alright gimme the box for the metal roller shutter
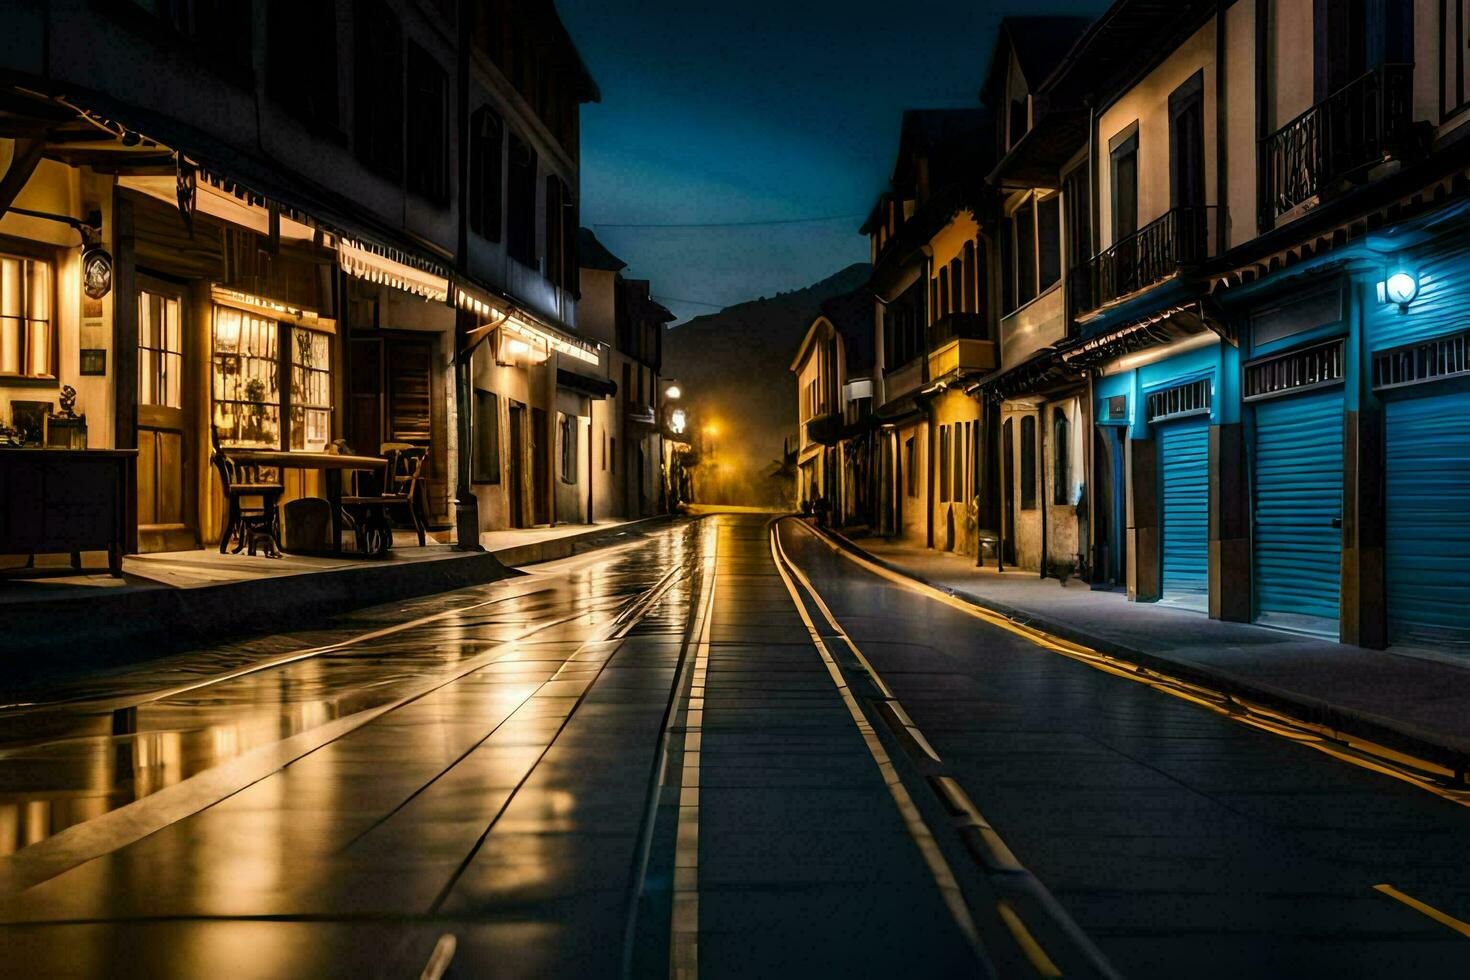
[1159,418,1209,606]
[1385,391,1470,650]
[1253,390,1343,636]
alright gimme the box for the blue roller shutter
[1385,391,1470,649]
[1159,418,1209,606]
[1253,390,1343,635]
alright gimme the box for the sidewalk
[479,516,670,566]
[821,527,1470,770]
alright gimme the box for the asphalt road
[0,512,1467,978]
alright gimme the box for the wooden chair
[210,425,284,557]
[341,446,427,556]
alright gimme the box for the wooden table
[223,449,386,555]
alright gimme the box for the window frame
[0,244,58,382]
[558,412,578,484]
[1109,124,1140,245]
[1019,414,1037,510]
[469,105,504,241]
[406,40,450,205]
[472,387,501,484]
[211,303,335,452]
[1052,407,1071,506]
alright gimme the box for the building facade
[852,0,1470,653]
[0,1,610,563]
[789,287,873,523]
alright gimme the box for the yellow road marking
[670,520,719,980]
[997,901,1063,978]
[1374,884,1470,939]
[769,522,986,962]
[794,522,1470,810]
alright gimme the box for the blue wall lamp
[1378,268,1423,311]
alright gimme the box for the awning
[967,346,1082,402]
[557,368,616,399]
[1060,303,1210,369]
[338,239,449,303]
[455,285,599,365]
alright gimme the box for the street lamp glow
[1385,271,1419,306]
[665,384,682,400]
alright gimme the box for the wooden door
[508,401,526,528]
[136,285,197,552]
[532,406,550,525]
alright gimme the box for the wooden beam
[0,138,44,216]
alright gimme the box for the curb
[809,522,1470,781]
[488,515,678,567]
[4,550,513,674]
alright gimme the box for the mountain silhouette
[664,262,872,506]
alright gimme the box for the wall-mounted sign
[82,244,113,299]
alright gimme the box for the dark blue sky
[558,0,1107,322]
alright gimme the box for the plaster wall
[1096,20,1218,251]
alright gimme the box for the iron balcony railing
[1084,205,1221,312]
[926,311,990,349]
[1259,63,1414,225]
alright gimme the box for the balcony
[1259,63,1414,225]
[1082,205,1221,313]
[926,312,989,348]
[804,412,843,447]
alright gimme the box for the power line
[593,211,865,230]
[653,294,728,310]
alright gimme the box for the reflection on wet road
[0,526,696,856]
[2,513,1468,977]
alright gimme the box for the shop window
[137,291,181,408]
[1053,408,1070,505]
[559,414,578,484]
[407,42,449,205]
[473,388,500,483]
[0,253,53,379]
[290,328,332,451]
[1020,415,1037,510]
[469,106,504,241]
[353,1,403,180]
[213,307,334,451]
[506,130,539,269]
[213,308,281,448]
[267,0,338,128]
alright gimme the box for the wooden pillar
[1210,422,1251,621]
[112,193,139,554]
[1126,435,1159,601]
[1342,406,1387,647]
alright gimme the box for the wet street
[1,513,1469,978]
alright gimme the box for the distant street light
[665,384,682,400]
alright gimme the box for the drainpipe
[452,5,481,549]
[1215,0,1229,255]
[1039,404,1049,579]
[1085,372,1097,581]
